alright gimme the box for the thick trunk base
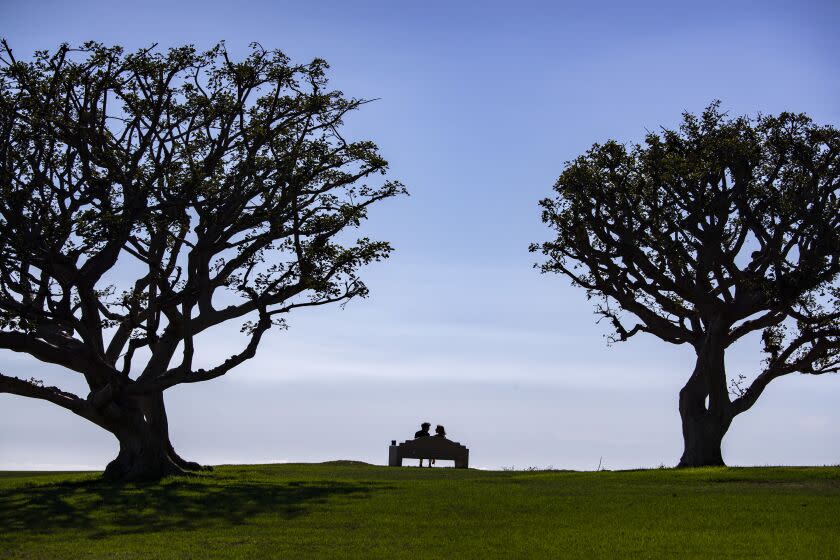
[677,421,726,468]
[102,392,210,482]
[103,433,185,482]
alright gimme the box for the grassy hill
[2,463,839,559]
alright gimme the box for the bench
[388,437,469,468]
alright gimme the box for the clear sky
[1,0,839,470]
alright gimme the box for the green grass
[1,463,839,559]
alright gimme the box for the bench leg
[388,446,402,467]
[455,451,469,468]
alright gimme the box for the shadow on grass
[0,477,381,538]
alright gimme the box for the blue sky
[1,0,839,470]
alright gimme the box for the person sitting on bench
[429,424,447,466]
[414,422,431,466]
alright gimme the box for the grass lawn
[1,462,839,559]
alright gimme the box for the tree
[532,103,839,467]
[0,41,405,481]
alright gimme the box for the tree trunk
[102,392,208,482]
[677,376,728,467]
[103,418,182,482]
[677,329,733,468]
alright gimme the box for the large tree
[533,104,839,467]
[0,41,405,481]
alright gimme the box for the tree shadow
[0,476,383,538]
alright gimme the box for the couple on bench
[388,422,468,468]
[413,422,447,467]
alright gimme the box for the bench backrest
[397,437,468,460]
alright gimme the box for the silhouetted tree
[0,41,405,481]
[533,103,839,467]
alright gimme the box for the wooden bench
[388,437,469,468]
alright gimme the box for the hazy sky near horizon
[1,0,839,470]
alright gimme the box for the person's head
[421,422,431,431]
[435,424,446,436]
